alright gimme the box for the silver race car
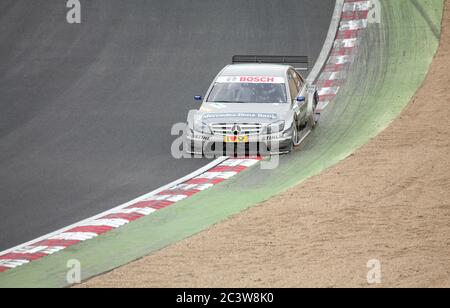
[187,55,319,155]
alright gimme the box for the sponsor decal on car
[224,135,249,143]
[202,113,278,120]
[193,135,211,141]
[216,76,285,84]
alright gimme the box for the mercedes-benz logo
[231,124,242,135]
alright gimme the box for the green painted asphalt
[0,0,444,288]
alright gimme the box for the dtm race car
[187,55,319,155]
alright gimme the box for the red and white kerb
[0,158,261,274]
[315,0,370,112]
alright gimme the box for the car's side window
[293,71,304,89]
[288,71,299,101]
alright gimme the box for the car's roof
[219,63,291,78]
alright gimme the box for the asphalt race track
[0,0,334,250]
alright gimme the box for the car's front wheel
[292,118,302,147]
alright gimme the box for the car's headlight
[264,120,285,134]
[193,121,212,134]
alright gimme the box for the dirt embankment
[80,1,450,288]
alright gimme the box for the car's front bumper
[186,130,293,155]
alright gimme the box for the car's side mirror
[296,96,306,102]
[194,95,203,101]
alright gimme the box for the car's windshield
[207,78,287,104]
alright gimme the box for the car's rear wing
[232,55,308,71]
